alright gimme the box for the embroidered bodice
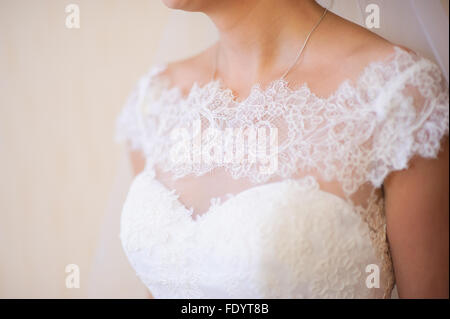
[115,46,449,298]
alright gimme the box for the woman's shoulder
[326,20,444,100]
[320,12,425,85]
[153,45,217,95]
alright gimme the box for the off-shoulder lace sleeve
[368,53,449,188]
[115,64,166,152]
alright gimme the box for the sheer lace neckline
[117,43,447,197]
[151,46,410,105]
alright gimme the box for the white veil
[88,0,449,298]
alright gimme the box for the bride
[116,0,449,298]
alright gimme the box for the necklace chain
[210,5,329,82]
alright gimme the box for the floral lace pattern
[120,171,391,298]
[116,46,449,298]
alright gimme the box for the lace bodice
[116,46,449,298]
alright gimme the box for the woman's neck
[204,0,327,84]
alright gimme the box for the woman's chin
[160,0,206,11]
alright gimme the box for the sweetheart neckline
[138,168,361,224]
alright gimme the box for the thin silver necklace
[210,5,329,82]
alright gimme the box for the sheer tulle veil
[87,0,449,297]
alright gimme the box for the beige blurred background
[0,0,172,298]
[0,0,448,299]
[0,0,219,299]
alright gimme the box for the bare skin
[129,0,449,298]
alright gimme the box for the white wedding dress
[115,46,449,299]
